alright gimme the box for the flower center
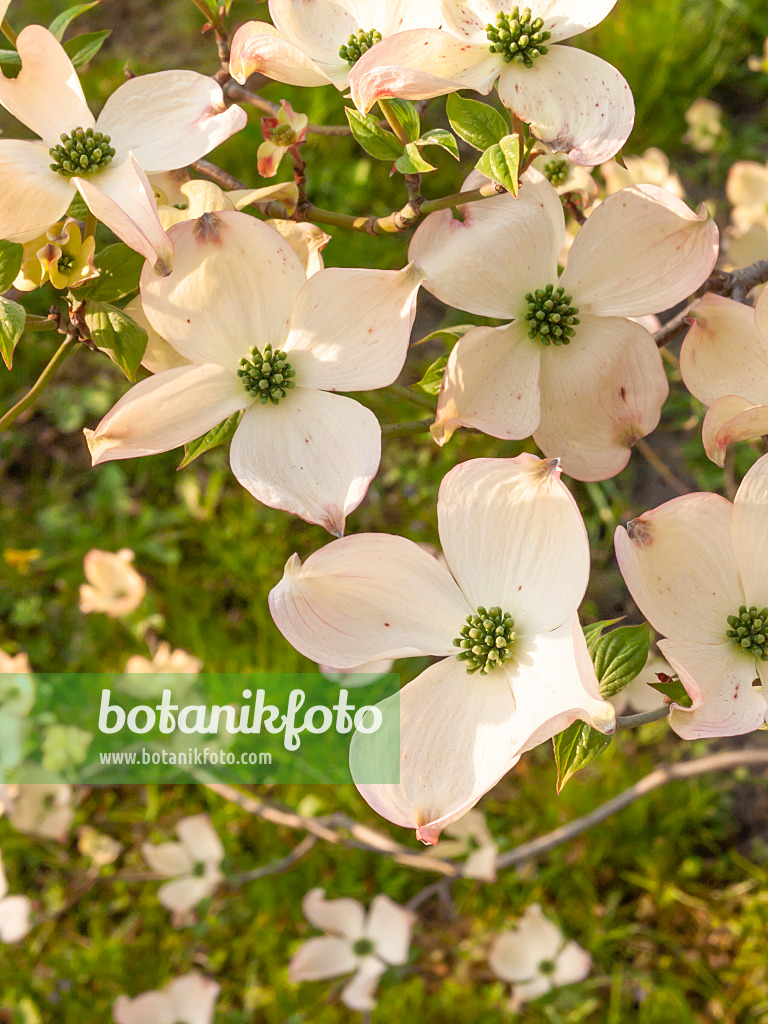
[485,7,551,67]
[237,344,297,406]
[524,285,580,346]
[49,127,116,177]
[57,253,75,273]
[339,28,383,65]
[543,158,569,186]
[726,604,768,660]
[352,937,375,956]
[539,958,557,975]
[454,606,516,675]
[270,123,298,146]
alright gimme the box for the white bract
[7,783,74,841]
[488,904,591,1007]
[85,211,425,535]
[230,0,443,91]
[289,888,414,1012]
[409,169,718,481]
[141,814,225,918]
[615,453,768,739]
[0,852,31,944]
[349,0,634,164]
[270,454,615,841]
[0,26,245,272]
[78,548,146,618]
[113,973,220,1024]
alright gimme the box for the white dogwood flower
[270,455,615,841]
[142,814,225,918]
[230,0,443,91]
[85,211,425,535]
[615,453,768,739]
[289,888,414,1012]
[113,973,220,1024]
[78,548,146,618]
[489,904,591,1007]
[0,852,31,944]
[0,26,246,271]
[349,0,634,164]
[409,169,718,481]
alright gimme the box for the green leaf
[0,240,24,294]
[592,623,651,699]
[583,617,623,656]
[344,108,403,162]
[413,356,448,397]
[63,29,110,68]
[394,143,436,175]
[178,412,243,469]
[649,674,693,708]
[84,301,147,382]
[0,298,26,370]
[475,134,520,196]
[85,244,145,302]
[416,128,460,160]
[385,99,420,143]
[553,721,613,793]
[446,93,510,151]
[0,51,21,69]
[49,2,100,41]
[414,324,474,346]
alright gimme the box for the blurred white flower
[41,723,92,773]
[78,548,146,618]
[113,972,220,1024]
[289,888,414,1012]
[7,783,74,841]
[119,642,203,700]
[78,826,123,867]
[489,904,591,1008]
[0,851,31,944]
[530,153,597,203]
[0,649,35,772]
[726,160,768,232]
[601,147,684,199]
[748,37,768,74]
[683,98,724,154]
[431,808,498,881]
[142,814,224,920]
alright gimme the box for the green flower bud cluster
[57,253,75,273]
[270,123,298,146]
[339,28,383,66]
[486,7,551,67]
[49,127,115,176]
[525,285,580,345]
[726,605,768,660]
[543,158,569,186]
[454,606,516,675]
[238,344,297,406]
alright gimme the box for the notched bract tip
[626,517,653,546]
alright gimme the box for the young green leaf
[84,244,145,303]
[583,617,623,656]
[416,128,460,160]
[413,355,448,397]
[592,623,651,699]
[553,721,613,794]
[0,51,21,69]
[384,99,421,143]
[414,324,474,346]
[345,108,404,161]
[49,2,101,41]
[394,143,436,175]
[178,412,243,469]
[475,134,520,196]
[64,29,111,68]
[0,240,24,294]
[649,674,693,708]
[446,93,510,151]
[84,301,147,382]
[0,298,26,370]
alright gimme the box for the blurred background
[1,0,768,1020]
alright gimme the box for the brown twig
[634,438,690,495]
[225,82,355,136]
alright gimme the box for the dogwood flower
[289,888,414,1012]
[409,169,717,481]
[349,0,634,164]
[258,100,308,177]
[113,973,220,1024]
[229,0,443,91]
[155,178,300,230]
[124,643,203,677]
[680,293,768,467]
[683,98,724,154]
[530,153,597,202]
[726,160,768,231]
[13,217,98,291]
[270,455,615,841]
[430,808,498,880]
[85,211,425,534]
[615,454,768,739]
[78,548,146,618]
[0,652,33,772]
[749,37,768,74]
[601,147,685,199]
[488,905,591,1007]
[0,26,246,271]
[7,783,74,841]
[142,814,224,918]
[0,852,31,944]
